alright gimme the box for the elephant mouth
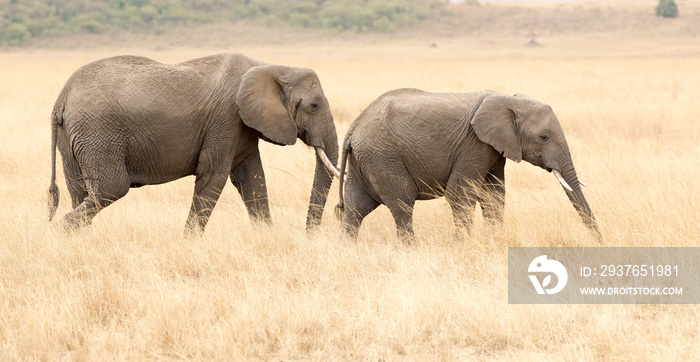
[297,128,309,144]
[545,167,589,191]
[545,167,571,190]
[298,128,324,148]
[259,134,288,146]
[550,169,573,192]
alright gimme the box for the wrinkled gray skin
[336,88,600,243]
[48,53,339,233]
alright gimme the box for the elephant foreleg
[479,157,506,224]
[230,149,271,224]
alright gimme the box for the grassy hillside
[4,0,700,48]
[0,0,446,46]
[423,0,700,38]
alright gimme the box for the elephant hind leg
[60,162,130,229]
[340,172,380,242]
[379,180,418,244]
[185,133,235,235]
[66,172,88,209]
[445,173,481,238]
[58,142,88,209]
[358,161,418,244]
[230,149,271,224]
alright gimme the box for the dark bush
[655,0,678,18]
[2,23,31,45]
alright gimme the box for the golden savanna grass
[1,20,700,361]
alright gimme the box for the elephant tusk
[315,147,342,179]
[579,179,588,187]
[552,170,573,192]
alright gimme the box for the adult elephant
[48,53,342,233]
[336,88,600,242]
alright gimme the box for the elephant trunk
[559,160,601,239]
[306,123,339,231]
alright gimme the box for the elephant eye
[539,134,550,143]
[310,102,319,112]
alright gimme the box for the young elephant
[48,53,342,233]
[336,88,600,242]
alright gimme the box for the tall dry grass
[0,35,699,359]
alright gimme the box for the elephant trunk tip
[48,184,59,221]
[594,230,603,243]
[587,219,602,242]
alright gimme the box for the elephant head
[236,65,339,230]
[471,93,601,238]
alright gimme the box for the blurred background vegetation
[0,0,449,46]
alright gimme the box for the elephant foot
[182,224,205,238]
[52,216,90,235]
[396,228,416,246]
[400,234,416,246]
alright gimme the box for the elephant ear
[236,65,297,145]
[471,94,527,163]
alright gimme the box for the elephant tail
[334,141,351,221]
[48,105,63,221]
